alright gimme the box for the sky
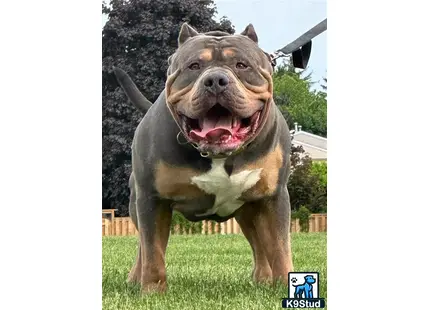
[213,0,327,88]
[102,0,327,88]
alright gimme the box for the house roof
[292,124,327,160]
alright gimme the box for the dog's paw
[141,281,167,294]
[253,266,273,284]
[291,277,297,283]
[127,268,142,284]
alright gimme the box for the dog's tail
[112,66,153,113]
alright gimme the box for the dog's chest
[190,159,262,217]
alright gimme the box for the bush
[292,206,311,232]
[171,211,203,234]
[311,161,327,187]
[288,146,327,214]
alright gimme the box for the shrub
[292,206,311,232]
[171,211,203,234]
[288,146,327,214]
[311,161,327,187]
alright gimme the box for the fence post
[233,219,240,234]
[202,221,207,235]
[220,222,226,235]
[105,219,110,236]
[314,215,320,232]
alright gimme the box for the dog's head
[165,23,274,157]
[304,275,316,284]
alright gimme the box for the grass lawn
[103,233,327,310]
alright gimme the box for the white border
[1,1,430,310]
[0,1,101,309]
[329,1,430,309]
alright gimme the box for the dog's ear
[240,24,258,44]
[178,23,199,46]
[167,54,175,66]
[263,52,276,72]
[166,53,176,75]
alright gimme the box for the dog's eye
[236,62,248,69]
[189,63,200,70]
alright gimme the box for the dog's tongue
[190,114,234,142]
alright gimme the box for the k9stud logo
[282,272,325,308]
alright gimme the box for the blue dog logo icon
[292,274,316,299]
[283,272,325,308]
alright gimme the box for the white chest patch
[190,159,262,217]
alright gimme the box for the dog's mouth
[179,104,262,153]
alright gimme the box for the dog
[293,275,316,298]
[113,23,294,293]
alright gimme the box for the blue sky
[102,0,326,88]
[213,0,327,88]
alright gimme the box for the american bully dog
[113,23,294,293]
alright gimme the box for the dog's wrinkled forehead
[167,23,272,73]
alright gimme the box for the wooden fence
[102,214,327,236]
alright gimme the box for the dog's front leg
[266,187,294,284]
[235,205,273,283]
[136,188,172,293]
[239,187,293,285]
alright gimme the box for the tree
[102,0,235,215]
[321,76,327,91]
[273,58,315,86]
[273,58,327,137]
[273,59,327,213]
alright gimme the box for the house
[291,123,327,161]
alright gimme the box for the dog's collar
[175,130,248,159]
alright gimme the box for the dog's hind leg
[127,173,143,284]
[235,206,272,283]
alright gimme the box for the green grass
[103,233,327,310]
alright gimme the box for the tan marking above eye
[199,49,213,61]
[222,48,236,58]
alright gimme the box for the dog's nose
[203,72,229,94]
